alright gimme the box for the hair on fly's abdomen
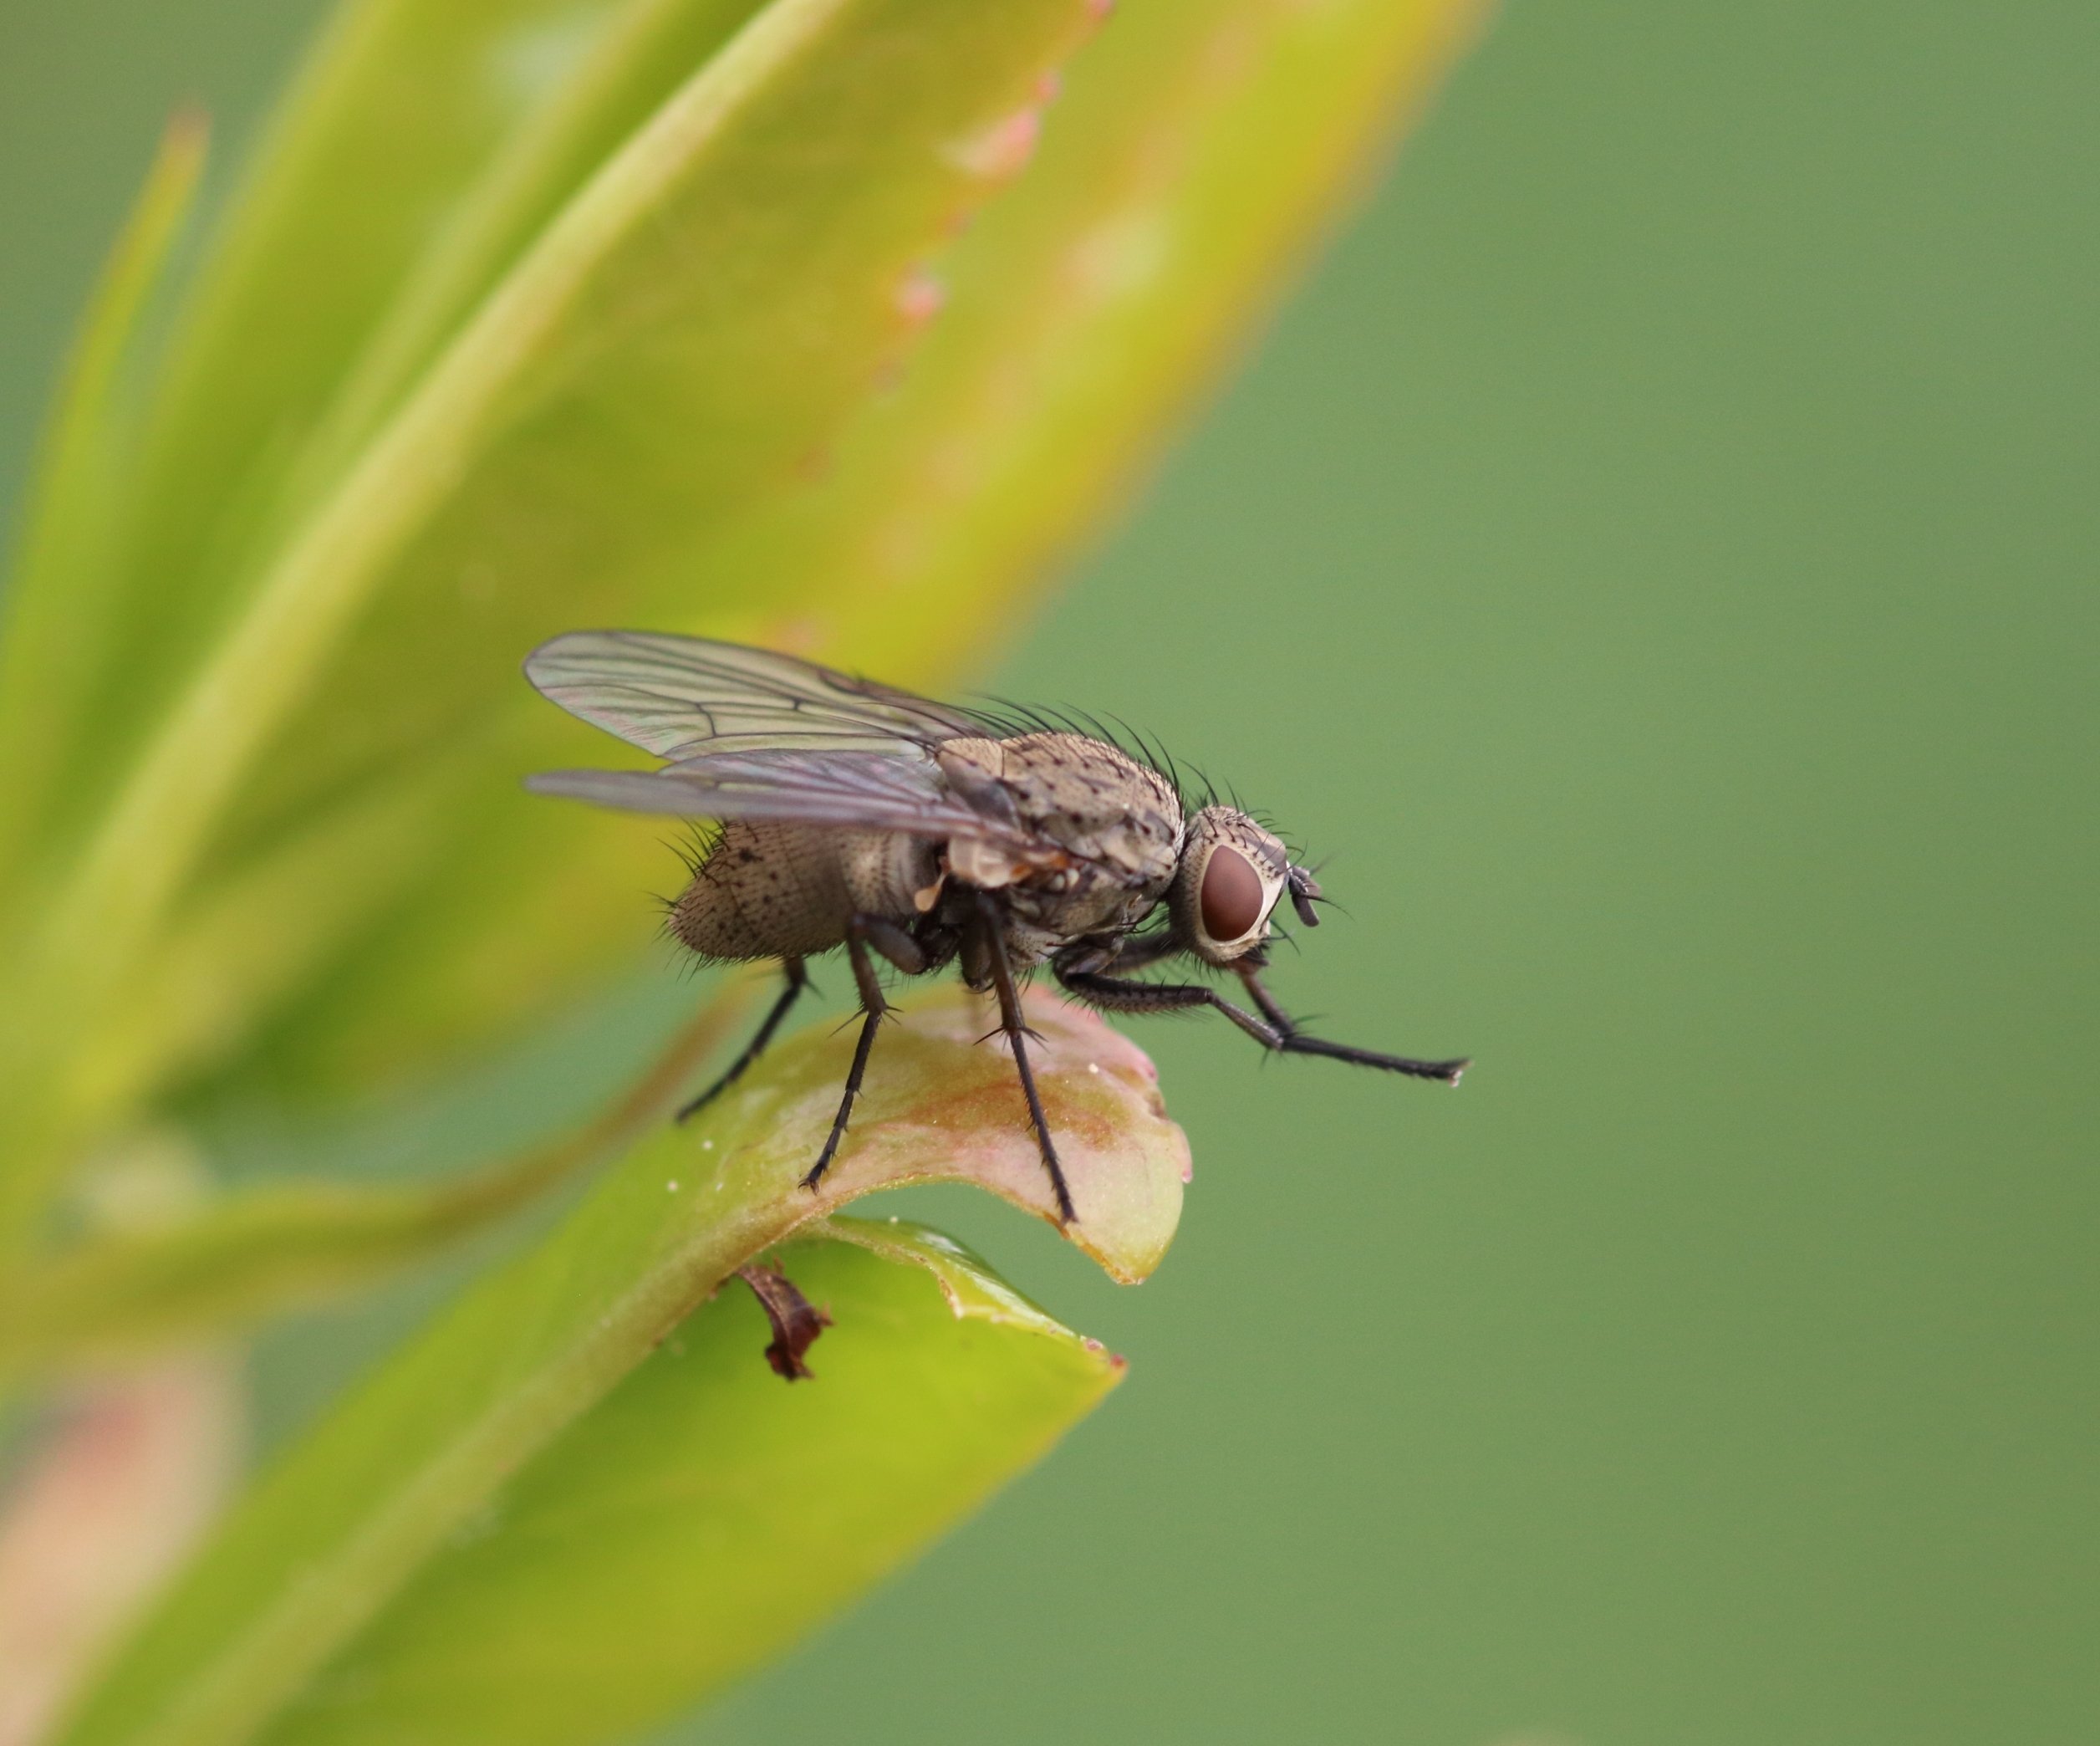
[652,822,720,969]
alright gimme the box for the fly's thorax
[934,731,1183,959]
[1170,806,1291,964]
[935,732,1182,887]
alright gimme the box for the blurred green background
[4,3,2096,1743]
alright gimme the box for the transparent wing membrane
[524,631,985,760]
[527,749,1008,840]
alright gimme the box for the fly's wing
[528,749,1049,850]
[523,630,986,761]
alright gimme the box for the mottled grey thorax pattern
[936,732,1183,964]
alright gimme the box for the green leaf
[785,0,1497,668]
[58,0,782,855]
[258,1222,1119,1746]
[0,980,762,1380]
[0,111,206,899]
[55,0,737,833]
[0,0,1104,1233]
[293,0,779,481]
[48,986,1182,1746]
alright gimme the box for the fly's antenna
[1287,858,1338,928]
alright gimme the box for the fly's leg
[845,914,927,1008]
[1055,962,1468,1085]
[1235,966,1470,1082]
[973,893,1078,1224]
[678,957,808,1122]
[802,918,922,1192]
[1054,927,1179,979]
[803,1004,882,1192]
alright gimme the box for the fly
[525,631,1467,1224]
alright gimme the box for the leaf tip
[731,988,1186,1287]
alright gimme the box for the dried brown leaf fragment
[737,1260,834,1381]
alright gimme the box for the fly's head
[1169,806,1320,967]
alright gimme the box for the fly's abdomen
[670,822,855,960]
[669,824,939,960]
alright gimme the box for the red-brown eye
[1199,845,1264,942]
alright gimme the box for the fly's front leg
[1057,961,1468,1085]
[679,957,808,1122]
[1237,962,1297,1036]
[972,893,1077,1224]
[1053,962,1223,1021]
[1235,967,1468,1082]
[1057,927,1179,979]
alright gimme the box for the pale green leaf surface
[0,113,206,899]
[256,1222,1119,1746]
[64,0,652,826]
[14,0,771,865]
[302,0,772,482]
[796,0,1496,670]
[0,978,763,1380]
[52,987,1183,1746]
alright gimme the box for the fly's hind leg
[843,914,926,1010]
[801,916,927,1193]
[803,1003,881,1193]
[972,893,1078,1225]
[679,957,808,1122]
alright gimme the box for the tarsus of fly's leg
[678,957,808,1122]
[972,892,1077,1223]
[800,916,928,1194]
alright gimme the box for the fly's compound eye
[1200,845,1266,945]
[1176,805,1289,963]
